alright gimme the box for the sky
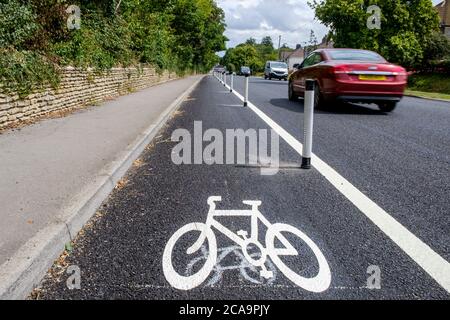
[217,0,330,50]
[217,0,444,51]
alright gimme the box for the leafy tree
[421,31,450,73]
[423,32,450,62]
[261,36,274,48]
[0,0,227,96]
[0,0,39,48]
[168,0,227,71]
[222,44,262,72]
[245,38,257,46]
[309,0,440,67]
[308,30,318,49]
[221,36,281,73]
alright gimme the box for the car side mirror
[293,63,300,69]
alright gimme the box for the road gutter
[404,94,450,103]
[0,75,204,300]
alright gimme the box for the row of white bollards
[212,71,315,169]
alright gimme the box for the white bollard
[230,73,234,93]
[223,72,227,87]
[301,79,315,169]
[244,75,249,107]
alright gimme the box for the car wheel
[269,76,272,80]
[378,102,397,112]
[313,83,323,109]
[264,75,267,79]
[288,81,298,101]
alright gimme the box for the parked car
[288,49,408,112]
[213,65,226,73]
[264,61,288,80]
[239,66,251,76]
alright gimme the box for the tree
[0,0,227,97]
[255,36,278,64]
[221,35,279,73]
[309,0,440,68]
[221,44,262,72]
[121,0,226,71]
[245,38,257,46]
[308,30,318,50]
[421,31,450,72]
[261,36,274,48]
[423,32,450,62]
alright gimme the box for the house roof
[283,47,304,61]
[280,51,292,60]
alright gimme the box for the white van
[264,61,288,81]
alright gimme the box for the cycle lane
[34,75,449,299]
[230,76,450,264]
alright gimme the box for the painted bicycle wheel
[162,223,217,290]
[266,223,331,293]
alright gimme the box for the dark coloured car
[239,66,251,76]
[288,49,408,112]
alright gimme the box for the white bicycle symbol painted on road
[163,196,331,292]
[186,244,278,287]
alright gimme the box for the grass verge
[405,90,450,101]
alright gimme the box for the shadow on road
[250,79,288,85]
[269,98,388,115]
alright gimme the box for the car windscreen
[327,50,385,62]
[241,67,250,71]
[270,62,287,69]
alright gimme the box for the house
[282,38,334,70]
[435,0,450,38]
[301,37,335,60]
[317,38,334,50]
[282,45,305,70]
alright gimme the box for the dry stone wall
[0,67,178,129]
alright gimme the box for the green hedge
[408,74,450,94]
[0,0,226,97]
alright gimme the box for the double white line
[217,75,450,293]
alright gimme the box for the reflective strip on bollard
[244,75,249,107]
[301,79,315,169]
[230,73,234,93]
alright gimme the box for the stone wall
[0,67,178,130]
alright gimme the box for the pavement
[34,75,450,300]
[0,75,203,298]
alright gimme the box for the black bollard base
[244,101,248,107]
[301,157,311,169]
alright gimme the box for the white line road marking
[223,78,450,293]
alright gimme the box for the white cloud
[218,0,444,50]
[217,0,328,49]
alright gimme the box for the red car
[288,49,408,112]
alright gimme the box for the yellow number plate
[359,75,386,81]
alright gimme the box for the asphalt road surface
[36,75,450,299]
